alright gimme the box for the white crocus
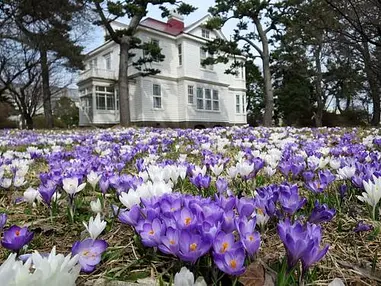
[337,166,356,180]
[13,175,27,188]
[83,213,107,240]
[174,267,207,286]
[23,187,40,205]
[210,164,224,176]
[62,177,86,196]
[119,190,141,209]
[87,171,101,190]
[263,166,276,177]
[357,176,381,220]
[0,247,80,286]
[0,178,12,189]
[90,198,102,214]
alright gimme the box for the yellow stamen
[230,259,237,269]
[189,243,197,251]
[184,217,191,226]
[220,242,229,253]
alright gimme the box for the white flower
[62,177,86,195]
[0,178,12,189]
[119,190,141,209]
[263,166,276,177]
[329,158,341,170]
[210,164,223,176]
[337,166,356,180]
[83,213,107,240]
[357,175,381,219]
[90,198,102,214]
[0,247,80,286]
[87,171,101,190]
[174,267,206,286]
[23,187,40,204]
[236,161,254,177]
[13,175,27,188]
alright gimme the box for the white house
[77,12,247,128]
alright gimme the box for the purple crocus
[139,218,166,247]
[213,231,241,255]
[0,213,7,230]
[213,248,246,276]
[277,219,329,273]
[354,221,373,233]
[1,225,34,252]
[216,177,228,194]
[278,185,306,215]
[308,201,336,224]
[236,217,261,256]
[178,230,211,263]
[190,174,211,189]
[72,238,108,273]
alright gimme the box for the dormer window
[202,29,210,39]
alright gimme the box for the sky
[84,0,240,52]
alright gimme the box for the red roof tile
[140,17,184,36]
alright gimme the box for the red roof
[140,17,184,36]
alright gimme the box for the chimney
[167,9,184,30]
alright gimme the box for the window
[89,58,97,69]
[104,53,111,70]
[188,85,194,104]
[143,39,161,62]
[153,84,161,108]
[96,86,115,110]
[197,87,203,109]
[200,48,213,70]
[202,29,210,39]
[236,94,241,113]
[241,66,244,79]
[205,89,212,110]
[213,90,219,111]
[242,94,245,113]
[178,44,182,66]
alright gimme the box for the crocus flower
[71,239,108,273]
[190,174,211,189]
[139,218,166,247]
[213,248,246,276]
[1,225,34,252]
[90,198,102,214]
[174,267,207,286]
[178,230,211,263]
[62,177,86,196]
[0,213,7,230]
[216,177,228,194]
[119,189,140,210]
[357,175,381,220]
[308,201,336,224]
[353,221,373,233]
[83,213,107,240]
[23,187,40,205]
[87,171,101,190]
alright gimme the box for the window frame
[196,87,204,110]
[178,44,182,66]
[236,94,241,114]
[104,53,111,70]
[213,90,219,111]
[202,29,210,39]
[153,84,162,109]
[188,85,194,104]
[95,86,115,111]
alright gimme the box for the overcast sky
[84,0,239,52]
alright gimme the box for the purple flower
[139,218,166,247]
[354,221,373,233]
[1,225,34,252]
[159,227,180,255]
[213,231,241,255]
[308,201,336,224]
[278,185,306,215]
[178,230,211,263]
[118,205,142,226]
[236,217,261,256]
[0,213,7,230]
[190,174,211,189]
[213,248,246,276]
[216,177,228,194]
[305,180,327,193]
[277,219,329,272]
[72,239,108,273]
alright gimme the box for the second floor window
[200,48,213,70]
[104,53,111,70]
[89,58,97,69]
[188,85,194,104]
[178,44,182,66]
[153,84,162,108]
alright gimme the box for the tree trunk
[314,43,323,127]
[362,40,380,126]
[24,113,33,129]
[40,49,53,128]
[118,41,131,127]
[255,18,273,127]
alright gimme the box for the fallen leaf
[239,262,274,286]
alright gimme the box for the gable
[184,15,227,41]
